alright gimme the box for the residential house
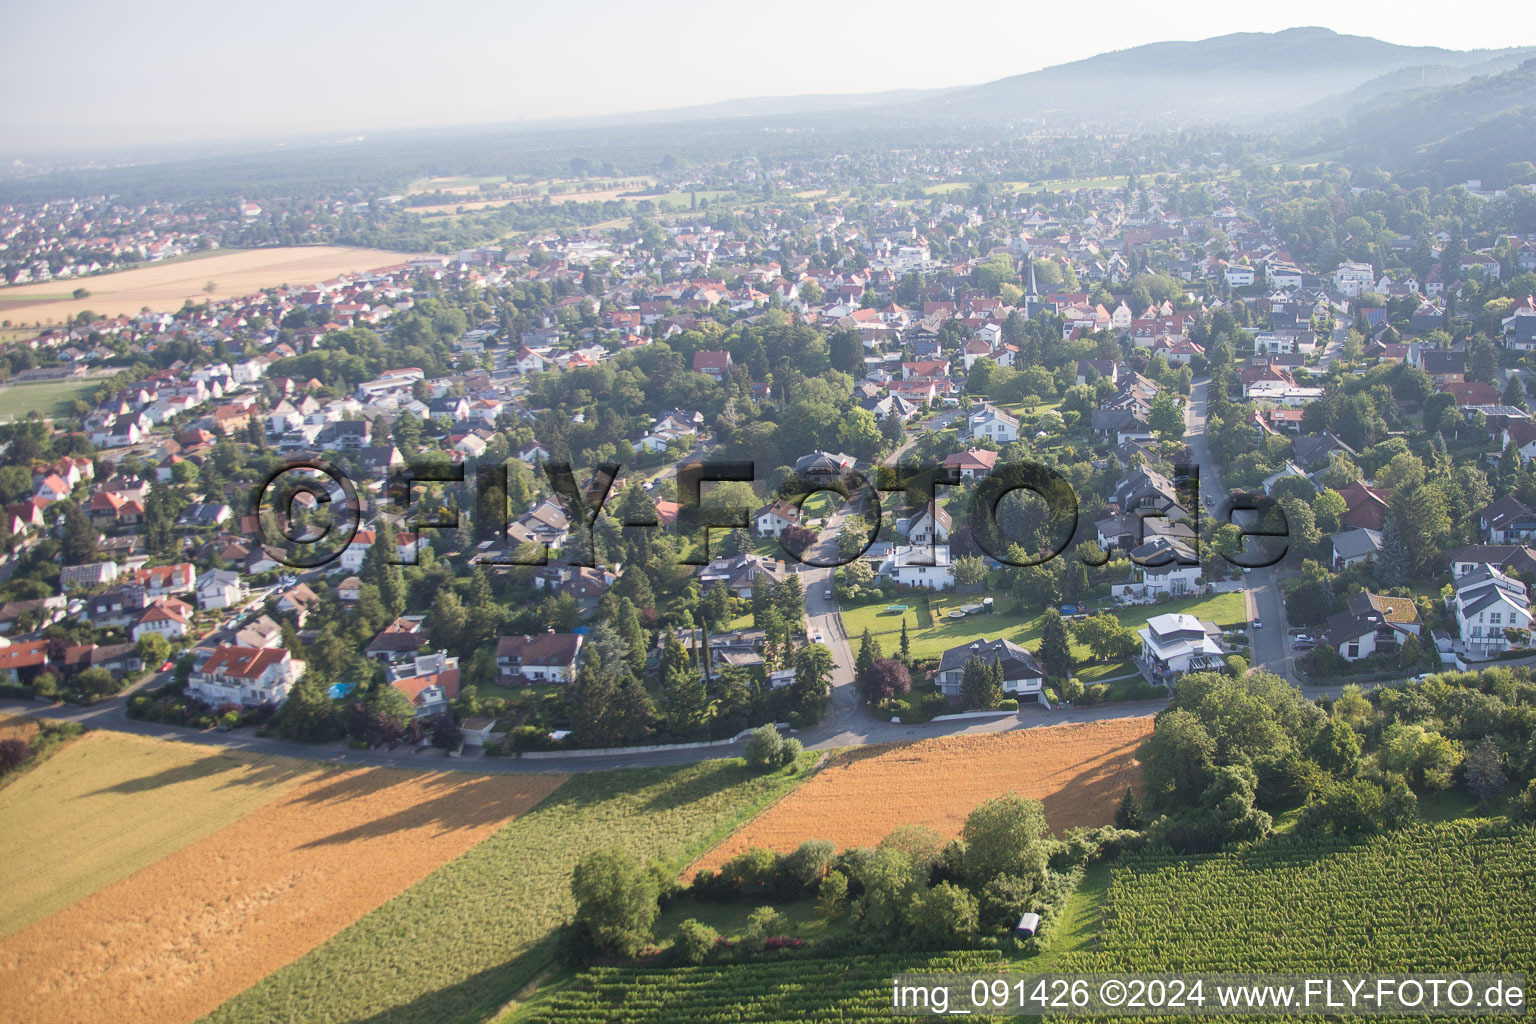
[188,645,304,707]
[935,638,1046,702]
[877,545,954,589]
[1325,592,1422,662]
[967,404,1020,443]
[1137,612,1226,683]
[1451,565,1534,656]
[495,631,585,684]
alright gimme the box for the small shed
[1015,912,1041,938]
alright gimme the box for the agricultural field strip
[689,719,1150,876]
[0,731,317,938]
[204,757,813,1024]
[0,763,565,1024]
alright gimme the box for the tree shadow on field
[340,936,561,1024]
[636,759,757,812]
[293,769,566,847]
[1037,739,1145,834]
[84,751,303,796]
[818,740,907,771]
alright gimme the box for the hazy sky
[3,0,1534,154]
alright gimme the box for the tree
[274,677,341,742]
[571,849,659,958]
[1148,390,1184,440]
[953,554,988,585]
[673,919,720,965]
[1071,612,1137,662]
[864,657,911,703]
[1039,609,1072,678]
[1308,717,1362,774]
[960,655,1004,709]
[908,881,980,948]
[854,628,882,687]
[899,619,911,664]
[744,724,785,770]
[59,503,98,565]
[1464,737,1507,801]
[816,870,849,921]
[1375,515,1411,586]
[1115,786,1144,829]
[134,632,171,669]
[961,794,1050,888]
[75,667,118,697]
[1139,708,1217,806]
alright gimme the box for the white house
[1112,537,1202,600]
[754,500,801,539]
[1137,612,1225,682]
[188,645,304,707]
[1451,564,1534,657]
[495,631,584,683]
[877,545,954,589]
[967,404,1020,443]
[1332,261,1376,297]
[196,568,245,611]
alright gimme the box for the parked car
[1253,620,1263,629]
[1293,638,1316,650]
[823,589,833,599]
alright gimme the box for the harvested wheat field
[0,246,419,323]
[689,717,1152,877]
[0,713,39,747]
[0,731,317,938]
[0,764,566,1024]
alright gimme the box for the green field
[206,754,815,1024]
[841,590,1244,665]
[0,377,98,421]
[519,822,1536,1023]
[1058,821,1536,981]
[516,951,1007,1023]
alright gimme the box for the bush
[1061,677,1085,701]
[672,918,719,965]
[998,698,1019,711]
[779,737,803,766]
[921,692,947,715]
[887,699,912,720]
[0,737,30,774]
[744,724,784,771]
[741,906,785,953]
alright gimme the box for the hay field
[0,764,565,1024]
[689,718,1152,876]
[0,246,417,323]
[0,731,318,938]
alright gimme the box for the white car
[824,589,833,599]
[812,632,825,644]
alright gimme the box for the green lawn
[843,589,1244,668]
[205,754,816,1024]
[0,378,97,422]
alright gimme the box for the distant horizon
[4,6,1534,158]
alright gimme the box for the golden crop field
[0,246,419,323]
[688,717,1152,876]
[0,731,317,938]
[0,764,566,1024]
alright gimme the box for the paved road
[1185,377,1292,681]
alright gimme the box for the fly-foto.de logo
[250,458,1291,572]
